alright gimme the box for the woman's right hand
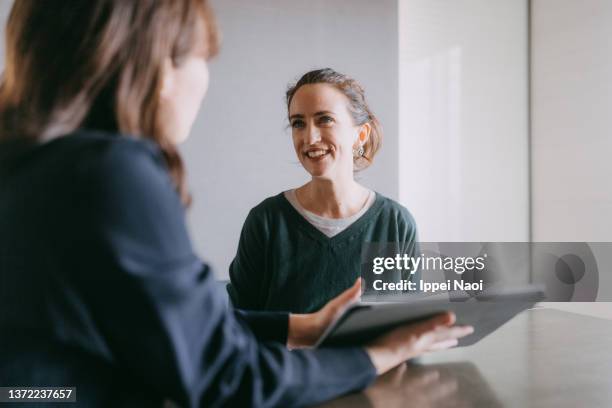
[364,312,473,375]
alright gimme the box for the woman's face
[158,55,210,144]
[289,83,365,180]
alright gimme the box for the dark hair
[286,68,382,171]
[0,0,219,205]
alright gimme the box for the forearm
[200,299,376,406]
[215,309,376,406]
[234,309,289,344]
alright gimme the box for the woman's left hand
[287,278,361,349]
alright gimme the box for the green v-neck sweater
[227,192,419,314]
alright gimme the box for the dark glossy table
[317,308,612,408]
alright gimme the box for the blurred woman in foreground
[0,0,472,406]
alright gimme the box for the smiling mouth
[304,149,330,159]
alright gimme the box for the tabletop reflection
[318,361,501,408]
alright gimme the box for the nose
[304,122,321,145]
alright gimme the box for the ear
[355,122,371,147]
[159,57,175,99]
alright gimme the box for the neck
[297,174,369,218]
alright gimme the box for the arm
[227,205,292,343]
[234,309,288,343]
[227,201,341,346]
[227,208,267,310]
[73,139,376,407]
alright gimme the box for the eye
[291,119,305,129]
[318,115,334,125]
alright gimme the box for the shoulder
[245,192,287,220]
[2,130,161,177]
[374,192,418,231]
[63,130,180,211]
[237,192,292,237]
[66,130,165,174]
[62,130,170,189]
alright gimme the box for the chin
[306,167,334,180]
[301,161,329,178]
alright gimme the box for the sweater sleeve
[233,309,289,344]
[75,139,376,407]
[227,207,268,310]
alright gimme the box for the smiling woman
[227,68,421,313]
[287,68,382,174]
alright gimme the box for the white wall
[531,0,612,242]
[398,0,530,243]
[182,0,400,278]
[531,0,612,300]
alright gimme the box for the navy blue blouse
[0,130,375,407]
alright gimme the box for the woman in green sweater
[227,68,419,313]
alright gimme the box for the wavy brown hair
[0,0,219,205]
[286,68,383,171]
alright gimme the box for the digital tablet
[315,285,545,348]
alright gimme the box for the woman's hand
[287,279,361,349]
[365,312,473,375]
